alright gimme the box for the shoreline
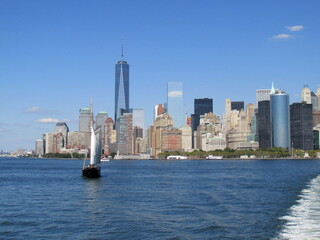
[1,156,319,161]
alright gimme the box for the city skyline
[1,0,320,151]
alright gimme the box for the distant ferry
[206,155,223,160]
[166,155,188,160]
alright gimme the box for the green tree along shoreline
[157,148,320,159]
[44,153,87,159]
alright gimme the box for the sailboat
[82,104,102,178]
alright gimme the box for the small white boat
[101,158,110,162]
[166,155,188,160]
[206,155,223,160]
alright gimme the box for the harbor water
[1,158,320,239]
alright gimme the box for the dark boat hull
[82,165,101,178]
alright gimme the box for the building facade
[301,86,311,104]
[54,122,69,148]
[257,100,271,148]
[132,108,145,134]
[167,82,185,128]
[79,107,91,132]
[231,101,244,111]
[270,91,290,149]
[290,102,313,150]
[117,113,133,155]
[114,55,129,126]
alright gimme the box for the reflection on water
[1,158,320,239]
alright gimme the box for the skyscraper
[96,111,108,129]
[301,85,311,104]
[270,90,290,149]
[79,107,91,132]
[132,108,145,134]
[117,113,133,154]
[290,102,313,150]
[231,101,244,111]
[54,122,69,148]
[194,98,213,115]
[191,98,213,148]
[167,82,185,128]
[114,51,129,126]
[257,100,271,148]
[256,84,279,107]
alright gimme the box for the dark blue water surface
[1,158,320,240]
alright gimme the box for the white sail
[94,131,102,165]
[90,125,96,165]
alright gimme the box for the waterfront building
[132,108,144,134]
[54,122,69,148]
[104,118,115,155]
[191,98,213,148]
[227,130,248,149]
[133,126,144,154]
[67,131,90,150]
[161,128,182,152]
[257,100,271,148]
[270,90,290,149]
[313,124,320,150]
[114,52,130,126]
[301,86,311,104]
[79,107,91,132]
[195,112,223,150]
[290,102,313,150]
[146,126,154,155]
[247,113,259,142]
[152,113,174,156]
[246,103,255,130]
[167,82,185,128]
[116,113,133,155]
[35,139,44,156]
[222,98,231,133]
[45,132,65,153]
[231,101,244,111]
[180,125,192,152]
[201,133,227,151]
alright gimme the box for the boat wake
[274,175,320,240]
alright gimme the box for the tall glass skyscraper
[167,82,185,128]
[270,91,290,149]
[114,54,129,125]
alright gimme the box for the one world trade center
[114,50,129,127]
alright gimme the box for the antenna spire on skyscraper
[270,82,276,94]
[121,38,124,60]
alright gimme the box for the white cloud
[271,33,292,40]
[25,106,42,113]
[34,118,59,123]
[168,91,183,98]
[286,25,304,32]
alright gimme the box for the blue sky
[1,0,320,151]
